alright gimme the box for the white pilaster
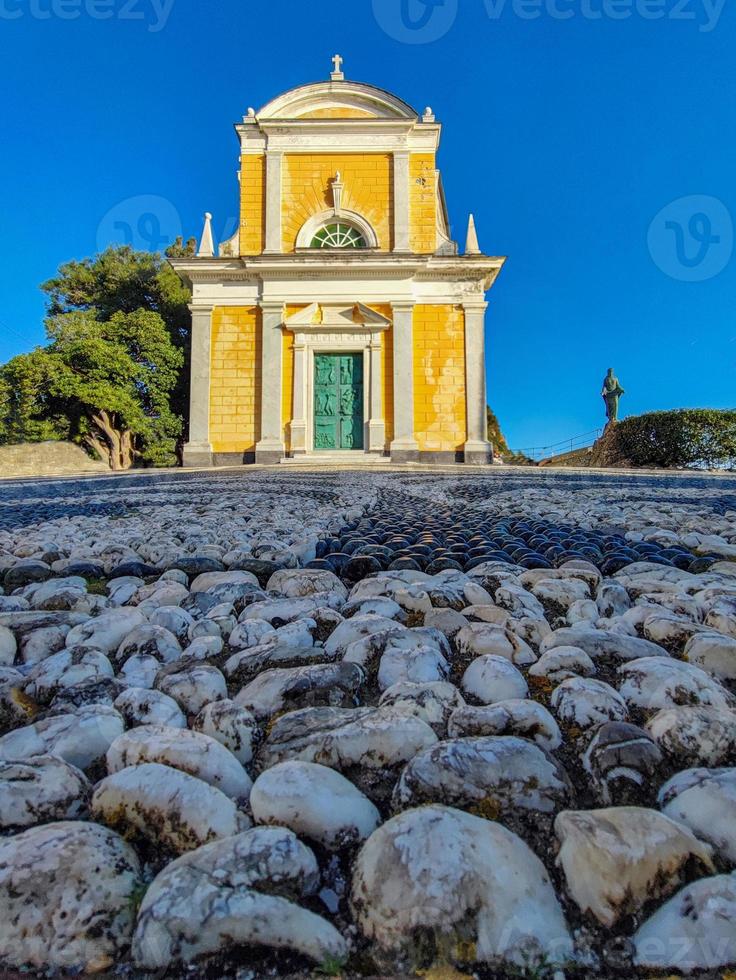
[290,339,308,454]
[264,151,283,254]
[393,151,410,252]
[463,301,493,464]
[255,302,286,464]
[368,335,386,452]
[390,302,419,461]
[182,305,214,468]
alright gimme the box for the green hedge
[612,409,736,469]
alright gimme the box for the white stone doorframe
[283,313,390,456]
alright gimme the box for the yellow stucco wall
[281,154,393,252]
[409,154,437,254]
[239,151,440,257]
[208,304,463,456]
[413,305,467,453]
[240,155,266,256]
[209,307,261,454]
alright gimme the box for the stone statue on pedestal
[602,369,625,424]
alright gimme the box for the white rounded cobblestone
[0,468,735,976]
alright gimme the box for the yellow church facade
[172,58,505,466]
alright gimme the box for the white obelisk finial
[465,213,481,256]
[198,212,215,258]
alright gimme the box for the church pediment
[283,302,391,331]
[256,81,419,122]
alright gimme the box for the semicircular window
[310,222,367,249]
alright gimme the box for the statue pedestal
[590,421,627,469]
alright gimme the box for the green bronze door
[314,354,364,450]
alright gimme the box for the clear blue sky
[1,0,734,452]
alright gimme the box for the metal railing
[516,428,603,462]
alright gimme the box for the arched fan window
[310,222,367,249]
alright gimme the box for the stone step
[280,453,389,466]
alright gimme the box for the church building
[171,58,505,466]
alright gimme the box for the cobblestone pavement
[0,466,735,979]
[1,465,735,532]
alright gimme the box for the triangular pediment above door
[283,302,391,331]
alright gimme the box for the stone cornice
[256,119,418,134]
[170,254,505,284]
[261,254,506,273]
[237,126,441,154]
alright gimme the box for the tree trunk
[91,410,131,470]
[120,429,135,469]
[83,433,111,467]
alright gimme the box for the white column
[264,151,283,254]
[390,302,419,461]
[290,337,307,455]
[367,333,386,453]
[255,302,285,464]
[182,304,214,468]
[393,151,410,252]
[463,301,493,464]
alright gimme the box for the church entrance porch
[313,354,364,452]
[284,303,390,459]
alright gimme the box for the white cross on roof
[331,54,345,81]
